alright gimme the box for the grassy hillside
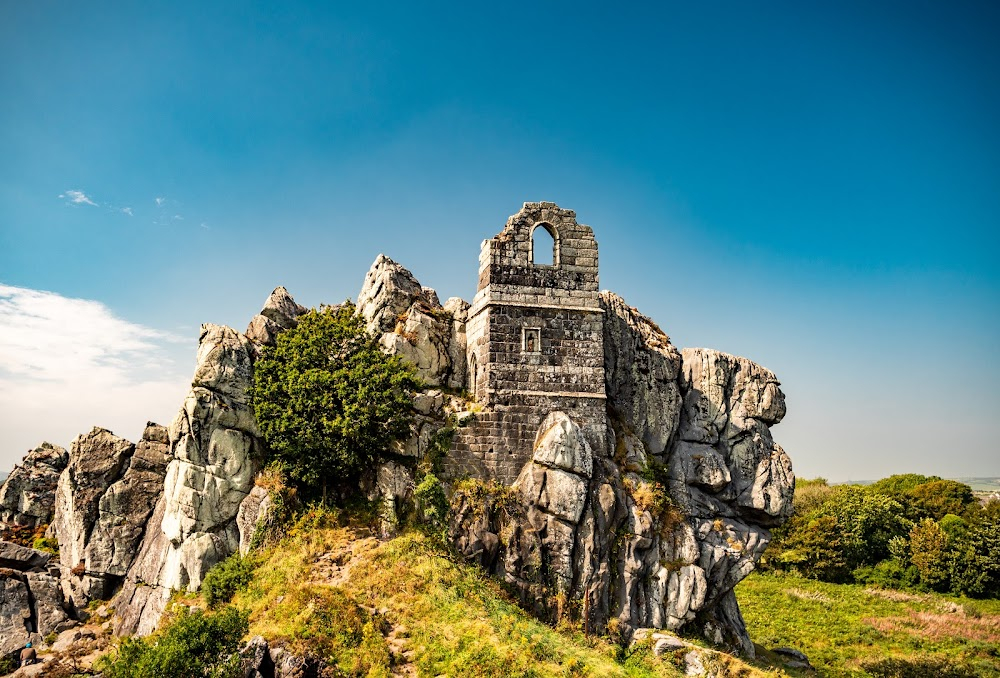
[737,571,1000,677]
[229,515,675,677]
[189,507,783,678]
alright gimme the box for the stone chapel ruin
[0,201,795,661]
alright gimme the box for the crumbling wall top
[473,202,600,306]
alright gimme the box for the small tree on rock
[250,302,418,501]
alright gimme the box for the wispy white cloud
[59,189,97,206]
[121,207,133,216]
[0,285,192,469]
[155,197,165,206]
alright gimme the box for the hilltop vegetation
[99,502,785,678]
[734,473,1000,677]
[762,474,1000,599]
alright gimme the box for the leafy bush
[853,559,920,590]
[822,485,911,568]
[413,472,448,539]
[202,554,257,608]
[98,606,248,678]
[909,480,977,521]
[776,514,851,582]
[949,513,1000,598]
[908,518,949,590]
[250,302,418,501]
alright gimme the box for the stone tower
[449,202,608,483]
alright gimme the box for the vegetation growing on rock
[250,302,419,501]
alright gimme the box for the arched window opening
[531,224,556,266]
[469,353,478,398]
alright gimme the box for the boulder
[0,541,51,571]
[237,486,272,556]
[513,412,594,592]
[0,567,70,656]
[0,442,68,531]
[241,635,275,677]
[0,569,33,655]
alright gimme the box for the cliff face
[0,203,794,658]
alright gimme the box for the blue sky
[1,1,997,480]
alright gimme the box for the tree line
[763,473,1000,598]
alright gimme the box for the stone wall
[450,202,608,484]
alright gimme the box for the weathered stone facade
[450,203,608,483]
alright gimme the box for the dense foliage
[99,606,248,678]
[250,302,418,498]
[202,553,258,608]
[765,474,1000,598]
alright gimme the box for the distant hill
[953,477,1000,493]
[838,477,1000,493]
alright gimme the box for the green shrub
[853,559,920,590]
[202,554,257,608]
[32,535,59,554]
[777,514,851,582]
[250,302,418,502]
[908,518,949,590]
[413,472,449,539]
[948,514,1000,598]
[98,605,248,678]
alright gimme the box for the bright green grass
[737,571,1000,677]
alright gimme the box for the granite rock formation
[0,442,68,532]
[0,541,71,657]
[246,286,309,347]
[358,254,467,390]
[6,202,793,660]
[114,287,307,636]
[50,427,137,604]
[114,324,262,635]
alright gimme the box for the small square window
[523,327,541,354]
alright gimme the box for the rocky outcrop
[86,424,171,581]
[42,424,169,607]
[9,203,793,663]
[114,323,264,636]
[601,292,683,459]
[667,347,794,654]
[50,427,135,603]
[246,286,308,347]
[0,542,71,657]
[357,254,466,389]
[446,286,793,657]
[0,443,68,532]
